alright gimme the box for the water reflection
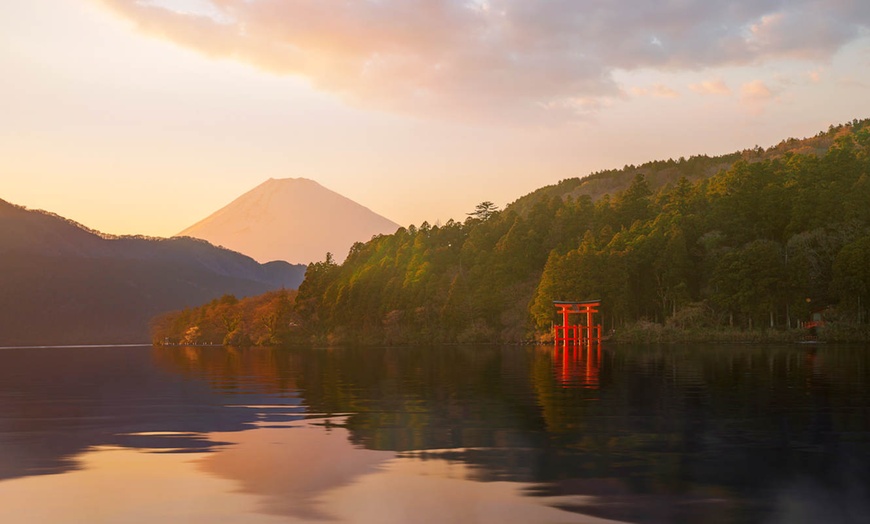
[200,418,394,521]
[0,347,269,482]
[1,344,870,523]
[551,340,602,389]
[152,344,870,522]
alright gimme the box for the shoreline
[0,343,151,350]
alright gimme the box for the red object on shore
[554,300,602,345]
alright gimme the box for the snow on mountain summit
[177,178,400,264]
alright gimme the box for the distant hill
[508,119,866,215]
[0,199,306,346]
[177,178,401,264]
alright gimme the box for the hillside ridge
[508,118,869,215]
[0,200,306,345]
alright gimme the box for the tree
[294,252,340,334]
[652,223,692,318]
[613,173,652,228]
[833,234,870,323]
[467,201,500,221]
[711,240,785,328]
[785,228,851,321]
[181,325,201,345]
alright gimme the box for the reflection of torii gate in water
[553,300,602,345]
[553,338,601,389]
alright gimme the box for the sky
[2,0,869,237]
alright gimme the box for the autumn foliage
[151,290,299,346]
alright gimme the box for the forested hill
[153,118,870,346]
[509,119,865,216]
[0,200,306,345]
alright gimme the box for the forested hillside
[510,120,855,215]
[0,200,305,345]
[155,119,870,345]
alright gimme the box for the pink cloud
[93,0,870,121]
[632,84,680,98]
[741,80,774,101]
[689,79,731,96]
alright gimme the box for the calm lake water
[1,343,869,523]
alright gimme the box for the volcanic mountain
[177,178,401,264]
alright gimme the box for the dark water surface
[1,343,869,523]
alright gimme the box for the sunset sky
[2,0,869,237]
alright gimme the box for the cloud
[837,77,870,89]
[741,80,774,101]
[631,84,680,98]
[94,0,870,121]
[689,79,732,96]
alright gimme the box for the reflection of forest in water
[153,343,870,523]
[1,345,868,522]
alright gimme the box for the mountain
[0,199,306,346]
[177,178,401,264]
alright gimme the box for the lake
[1,343,869,523]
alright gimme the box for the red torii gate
[553,300,602,345]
